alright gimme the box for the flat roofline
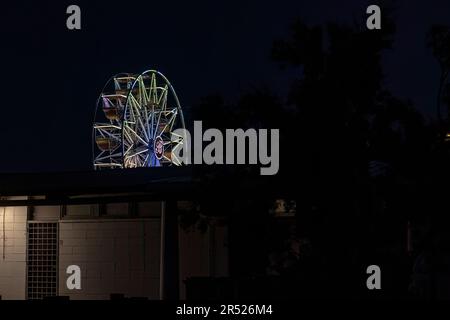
[0,166,295,206]
[0,167,194,196]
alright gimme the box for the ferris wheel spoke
[154,112,163,140]
[143,153,149,166]
[129,94,150,142]
[162,154,172,162]
[171,152,182,166]
[135,153,146,166]
[126,103,135,124]
[125,125,148,146]
[151,74,158,103]
[145,105,152,141]
[138,77,149,106]
[148,106,155,140]
[130,94,141,114]
[123,124,136,145]
[165,111,177,132]
[125,146,147,159]
[169,115,178,132]
[94,124,121,130]
[158,85,168,111]
[137,152,147,162]
[96,153,122,161]
[136,111,150,143]
[171,131,184,139]
[149,73,157,103]
[171,141,183,157]
[96,150,105,158]
[123,143,133,156]
[97,129,118,139]
[172,139,183,148]
[158,85,168,104]
[130,95,143,125]
[136,78,142,106]
[95,129,120,141]
[160,121,170,134]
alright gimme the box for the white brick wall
[59,219,160,299]
[1,202,212,300]
[0,206,27,300]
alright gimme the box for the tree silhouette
[183,9,450,299]
[269,10,435,298]
[428,25,450,123]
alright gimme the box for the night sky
[0,0,449,172]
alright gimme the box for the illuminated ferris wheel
[92,70,186,169]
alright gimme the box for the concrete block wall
[0,206,27,300]
[58,219,161,300]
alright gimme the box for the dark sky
[0,0,449,172]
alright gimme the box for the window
[27,222,58,299]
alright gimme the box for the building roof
[0,167,194,206]
[0,166,293,207]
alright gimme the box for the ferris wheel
[92,70,186,169]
